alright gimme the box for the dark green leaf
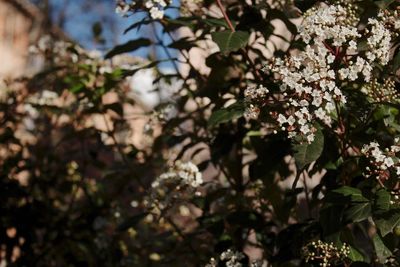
[105,38,152,59]
[374,189,391,214]
[211,30,250,53]
[332,186,369,203]
[374,0,396,9]
[348,246,365,262]
[319,205,343,238]
[293,128,324,169]
[350,263,370,267]
[168,37,197,50]
[203,18,229,28]
[121,59,176,77]
[208,102,245,128]
[374,209,400,236]
[392,51,400,72]
[343,202,371,223]
[124,19,154,34]
[372,234,392,263]
[117,212,148,231]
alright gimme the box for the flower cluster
[148,161,203,210]
[303,240,350,267]
[205,249,247,267]
[115,0,169,19]
[145,0,169,19]
[29,35,116,72]
[244,85,269,120]
[205,249,263,267]
[361,78,400,104]
[298,4,359,46]
[269,0,294,10]
[365,14,392,65]
[361,140,400,179]
[262,3,396,143]
[115,0,132,17]
[29,35,81,64]
[382,9,400,32]
[244,85,269,101]
[152,160,203,188]
[269,44,341,143]
[220,249,245,267]
[180,0,203,16]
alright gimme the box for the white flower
[327,54,335,64]
[244,85,269,100]
[312,97,322,107]
[220,249,245,267]
[287,116,296,126]
[277,114,287,125]
[152,161,203,188]
[348,40,357,51]
[266,3,396,143]
[395,20,400,29]
[300,125,310,134]
[315,108,326,119]
[307,133,315,143]
[338,68,349,79]
[145,0,154,8]
[115,4,130,16]
[362,140,400,178]
[384,157,394,168]
[149,6,164,19]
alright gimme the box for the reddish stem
[323,41,336,55]
[216,0,235,32]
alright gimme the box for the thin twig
[216,0,235,32]
[292,167,304,190]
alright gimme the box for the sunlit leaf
[211,30,250,52]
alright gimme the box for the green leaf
[105,38,152,59]
[203,18,229,28]
[121,59,176,78]
[392,51,400,71]
[372,234,392,263]
[293,128,324,169]
[374,209,400,236]
[348,246,365,262]
[374,0,396,9]
[168,37,197,50]
[208,102,245,128]
[211,31,250,53]
[320,205,343,238]
[374,189,391,214]
[343,202,371,223]
[124,19,154,34]
[335,227,369,262]
[69,83,85,94]
[332,186,369,203]
[350,262,370,267]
